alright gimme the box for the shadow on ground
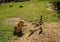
[51,2,60,19]
[13,31,24,37]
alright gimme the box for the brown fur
[14,21,25,33]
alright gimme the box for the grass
[0,1,60,42]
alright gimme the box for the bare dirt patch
[12,22,60,42]
[4,17,23,25]
[4,17,60,42]
[4,17,38,32]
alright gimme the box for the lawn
[0,1,60,42]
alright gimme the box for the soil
[4,17,60,42]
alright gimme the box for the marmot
[13,20,26,37]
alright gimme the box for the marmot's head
[18,20,25,27]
